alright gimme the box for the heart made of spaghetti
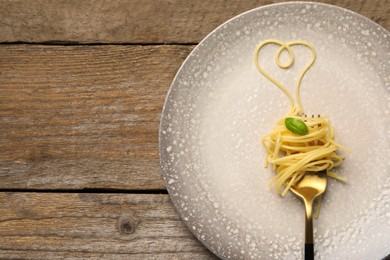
[253,39,316,115]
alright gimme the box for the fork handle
[305,243,314,260]
[303,198,315,260]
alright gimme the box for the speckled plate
[159,2,389,259]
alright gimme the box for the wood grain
[0,0,388,44]
[0,45,193,190]
[0,192,217,259]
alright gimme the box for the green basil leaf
[284,117,309,135]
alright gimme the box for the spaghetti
[254,39,348,197]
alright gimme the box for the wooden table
[0,1,388,259]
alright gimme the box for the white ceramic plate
[160,2,389,259]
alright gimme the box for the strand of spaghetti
[279,146,338,172]
[327,171,347,182]
[288,41,316,112]
[253,39,295,113]
[253,40,316,115]
[329,139,351,152]
[269,143,334,163]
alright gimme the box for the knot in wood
[117,213,139,234]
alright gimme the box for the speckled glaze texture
[160,2,389,259]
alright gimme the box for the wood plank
[0,0,388,44]
[0,192,217,259]
[0,45,193,190]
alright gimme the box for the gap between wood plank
[0,41,198,46]
[0,188,168,194]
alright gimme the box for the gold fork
[290,171,327,260]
